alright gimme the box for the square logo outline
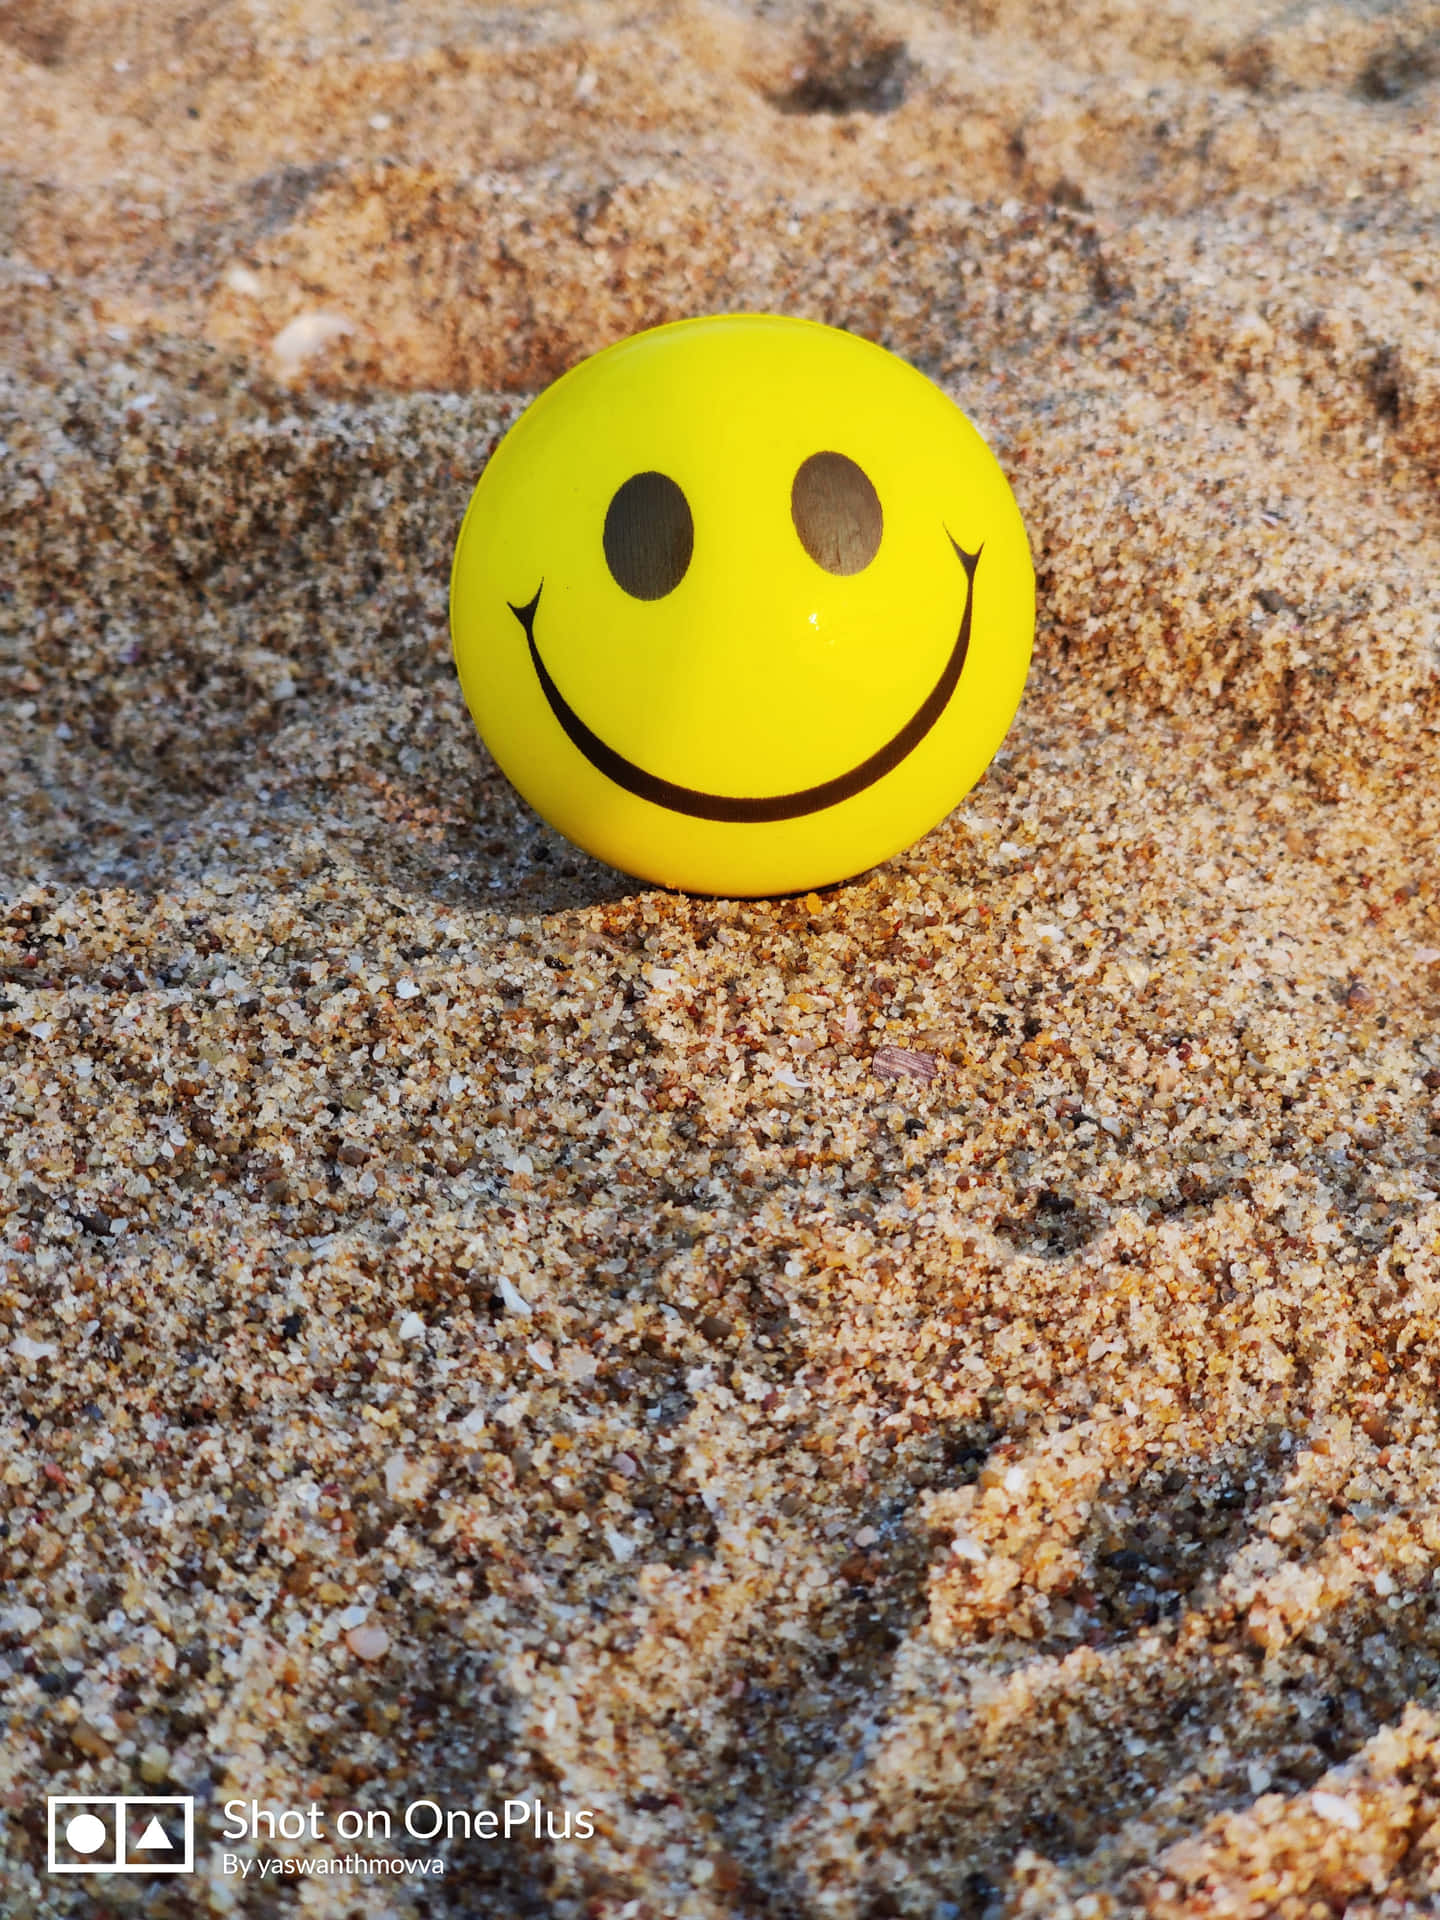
[47,1795,195,1874]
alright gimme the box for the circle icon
[450,314,1034,896]
[66,1813,109,1855]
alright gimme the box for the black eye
[603,471,694,600]
[790,451,882,575]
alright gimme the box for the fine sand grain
[4,2,1440,1914]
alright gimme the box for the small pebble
[345,1624,391,1662]
[872,1045,937,1084]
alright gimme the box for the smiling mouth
[508,536,980,824]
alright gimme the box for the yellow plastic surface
[450,314,1034,896]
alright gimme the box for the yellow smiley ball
[449,314,1034,897]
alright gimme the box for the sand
[4,0,1440,1913]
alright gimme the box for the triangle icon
[134,1816,171,1850]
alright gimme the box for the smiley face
[450,315,1034,896]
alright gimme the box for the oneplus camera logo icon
[47,1796,195,1874]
